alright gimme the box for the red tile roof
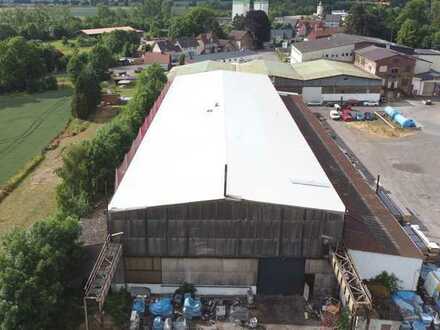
[143,52,171,65]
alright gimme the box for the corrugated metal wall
[109,199,343,259]
[162,258,257,286]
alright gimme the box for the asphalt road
[311,100,440,241]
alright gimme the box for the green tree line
[0,37,63,93]
[345,0,440,49]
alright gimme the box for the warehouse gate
[257,258,305,295]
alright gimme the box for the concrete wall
[416,54,440,71]
[368,319,401,330]
[414,58,432,74]
[305,259,337,297]
[323,93,381,102]
[162,258,258,286]
[300,44,355,63]
[348,249,423,291]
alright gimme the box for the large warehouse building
[169,59,382,104]
[109,71,346,296]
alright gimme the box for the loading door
[257,258,305,295]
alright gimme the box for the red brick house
[354,46,416,97]
[143,52,172,70]
[228,30,254,50]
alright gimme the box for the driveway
[311,100,440,241]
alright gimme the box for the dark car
[364,112,374,121]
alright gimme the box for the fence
[115,80,171,189]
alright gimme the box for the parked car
[363,101,379,106]
[350,112,357,121]
[134,67,144,73]
[355,112,365,121]
[330,110,341,120]
[341,111,353,122]
[326,101,337,107]
[423,99,432,105]
[364,112,374,121]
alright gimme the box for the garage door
[257,258,305,295]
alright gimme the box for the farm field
[0,89,72,186]
[70,6,131,17]
[0,107,118,235]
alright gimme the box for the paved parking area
[311,100,440,241]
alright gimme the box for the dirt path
[0,108,116,235]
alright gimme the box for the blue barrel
[394,113,416,128]
[384,106,401,120]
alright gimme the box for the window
[346,53,349,56]
[379,65,388,73]
[391,68,399,74]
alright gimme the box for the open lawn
[0,89,72,186]
[50,40,93,56]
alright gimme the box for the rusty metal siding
[109,199,344,259]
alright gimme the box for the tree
[0,37,58,92]
[433,31,440,50]
[345,3,394,41]
[232,14,246,30]
[71,65,101,120]
[0,24,16,41]
[244,10,271,49]
[397,19,421,48]
[0,216,82,329]
[57,64,167,217]
[101,30,140,55]
[67,51,89,84]
[89,44,114,81]
[396,0,429,26]
[168,7,225,38]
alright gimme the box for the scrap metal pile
[129,287,260,330]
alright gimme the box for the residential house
[412,70,440,96]
[152,40,182,64]
[229,30,254,50]
[307,25,341,41]
[290,33,409,64]
[271,28,294,44]
[354,45,416,97]
[196,33,220,54]
[143,52,171,70]
[217,39,237,52]
[175,37,200,58]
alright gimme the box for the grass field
[49,40,93,56]
[0,89,72,186]
[70,6,131,17]
[0,107,116,235]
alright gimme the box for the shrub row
[56,64,168,218]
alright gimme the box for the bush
[44,75,58,90]
[370,271,401,293]
[104,289,132,328]
[57,64,167,217]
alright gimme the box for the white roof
[109,71,345,213]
